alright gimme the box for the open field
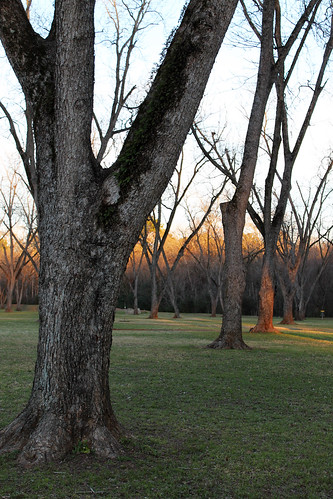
[0,309,332,498]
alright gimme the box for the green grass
[0,309,332,498]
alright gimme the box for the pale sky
[0,0,332,217]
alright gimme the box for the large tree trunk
[1,234,126,466]
[0,0,126,466]
[0,0,238,466]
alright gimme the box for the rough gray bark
[208,0,276,349]
[0,0,238,466]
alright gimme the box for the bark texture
[250,254,278,333]
[0,0,238,465]
[208,202,251,349]
[278,264,297,324]
[208,0,275,349]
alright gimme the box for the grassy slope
[0,310,332,498]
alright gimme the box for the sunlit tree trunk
[251,248,278,333]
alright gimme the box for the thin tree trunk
[5,279,15,313]
[15,279,25,311]
[149,268,161,319]
[277,267,297,324]
[208,202,250,349]
[133,275,139,315]
[295,302,306,321]
[168,281,181,318]
[210,291,218,317]
[280,290,295,324]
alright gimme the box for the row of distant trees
[120,230,333,319]
[1,168,331,319]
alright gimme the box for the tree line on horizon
[1,169,332,320]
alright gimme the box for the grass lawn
[0,309,332,498]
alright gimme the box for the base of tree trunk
[249,324,279,333]
[0,408,123,468]
[172,314,181,319]
[279,318,296,325]
[207,336,251,350]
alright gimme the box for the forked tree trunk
[0,46,128,465]
[0,0,238,466]
[208,0,275,348]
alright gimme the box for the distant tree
[141,152,226,319]
[126,241,145,314]
[193,0,332,343]
[185,206,225,317]
[277,161,332,323]
[295,231,332,321]
[0,170,37,312]
[250,7,333,333]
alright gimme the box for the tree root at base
[207,337,251,350]
[0,411,123,468]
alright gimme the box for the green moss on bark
[113,35,196,190]
[96,203,117,230]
